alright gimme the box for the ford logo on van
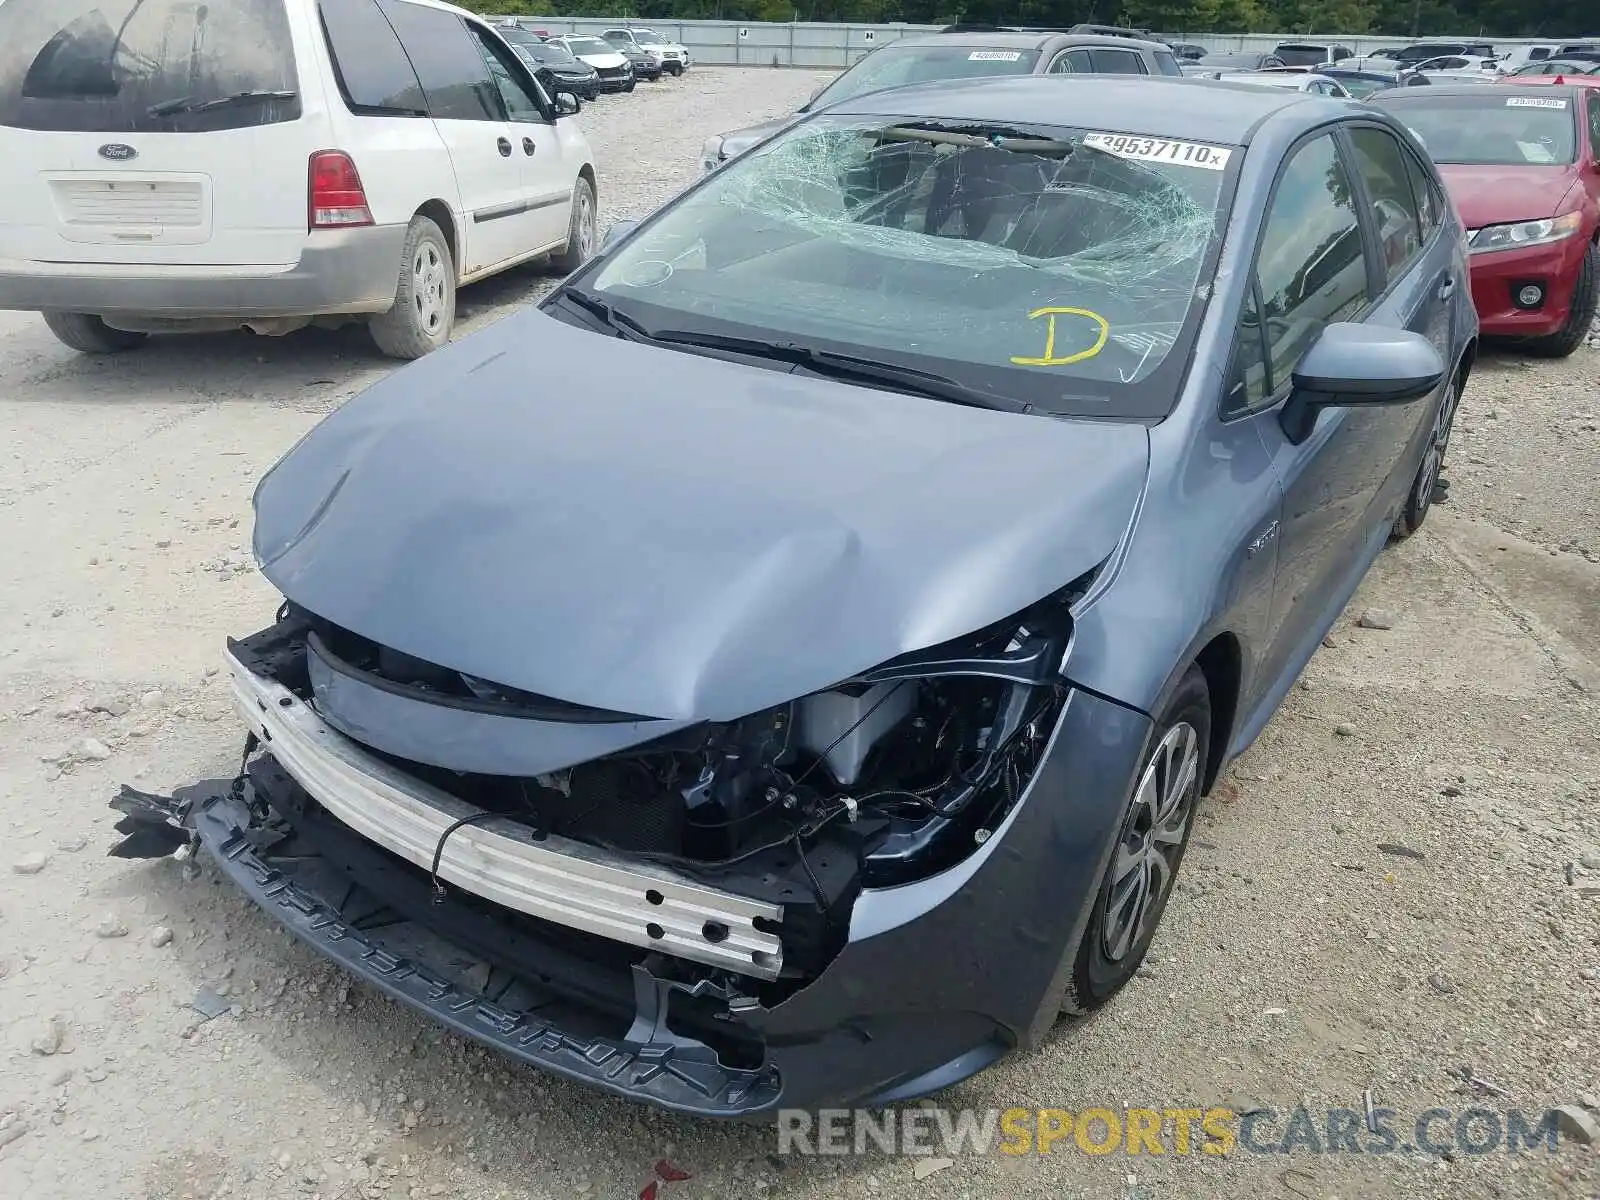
[98,143,138,161]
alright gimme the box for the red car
[1375,81,1600,356]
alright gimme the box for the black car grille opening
[305,616,651,725]
[597,65,628,77]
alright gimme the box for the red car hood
[1437,164,1580,229]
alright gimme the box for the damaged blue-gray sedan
[112,76,1476,1115]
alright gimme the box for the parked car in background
[549,34,636,93]
[1391,41,1496,65]
[1272,41,1353,66]
[1374,82,1600,357]
[1320,67,1432,97]
[1160,41,1207,61]
[1498,45,1563,72]
[601,26,691,75]
[1503,58,1600,79]
[497,24,602,101]
[1199,51,1289,72]
[1213,71,1353,98]
[130,72,1474,1117]
[615,44,664,82]
[1409,55,1501,83]
[0,0,598,360]
[702,29,1182,171]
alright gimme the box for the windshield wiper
[148,89,297,117]
[637,329,1033,414]
[557,287,653,340]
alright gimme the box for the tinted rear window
[810,44,1042,108]
[378,0,498,122]
[320,0,427,116]
[0,0,300,133]
[1275,45,1330,66]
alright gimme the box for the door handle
[522,136,536,156]
[496,137,512,157]
[1437,274,1456,301]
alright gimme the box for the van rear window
[0,0,301,133]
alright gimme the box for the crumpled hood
[1436,163,1580,229]
[252,309,1149,722]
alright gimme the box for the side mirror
[1279,323,1445,444]
[554,91,581,117]
[601,219,638,251]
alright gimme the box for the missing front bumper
[225,648,785,980]
[115,775,781,1113]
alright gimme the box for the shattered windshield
[630,30,667,45]
[1382,94,1577,164]
[582,114,1235,418]
[809,46,1042,110]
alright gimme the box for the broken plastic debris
[190,988,230,1021]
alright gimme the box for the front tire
[367,215,454,361]
[623,79,636,93]
[547,177,597,276]
[1392,367,1462,539]
[42,312,147,354]
[1060,665,1209,1016]
[1519,241,1598,359]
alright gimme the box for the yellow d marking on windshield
[1010,306,1110,367]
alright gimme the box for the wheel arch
[413,200,460,278]
[578,162,597,205]
[1191,633,1242,795]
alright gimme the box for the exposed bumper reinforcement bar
[127,782,782,1114]
[225,649,785,979]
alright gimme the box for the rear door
[377,0,530,275]
[0,0,321,268]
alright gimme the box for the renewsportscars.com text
[776,1105,1563,1158]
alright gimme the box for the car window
[1226,133,1368,416]
[1347,127,1423,284]
[0,0,301,133]
[1224,282,1272,414]
[468,22,547,121]
[1089,48,1148,74]
[1065,49,1094,72]
[807,43,1044,107]
[1152,50,1183,76]
[1399,148,1442,240]
[1590,94,1600,153]
[1047,52,1076,74]
[380,0,498,122]
[319,0,427,117]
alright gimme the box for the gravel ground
[1,68,1598,1200]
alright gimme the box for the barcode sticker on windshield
[1506,96,1567,108]
[968,50,1023,61]
[1081,133,1233,170]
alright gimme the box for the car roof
[824,74,1334,144]
[882,30,1166,51]
[1377,81,1594,100]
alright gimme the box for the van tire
[548,177,597,276]
[368,216,455,360]
[42,312,147,354]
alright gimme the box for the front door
[1223,130,1410,692]
[468,20,574,254]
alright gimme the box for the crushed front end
[113,593,1153,1115]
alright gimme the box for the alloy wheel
[1101,721,1200,962]
[1415,376,1459,509]
[576,188,596,259]
[411,240,447,336]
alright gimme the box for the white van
[0,0,599,359]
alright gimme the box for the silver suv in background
[601,26,691,76]
[701,28,1182,172]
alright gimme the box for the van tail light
[308,150,373,230]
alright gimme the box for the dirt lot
[1,68,1597,1200]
